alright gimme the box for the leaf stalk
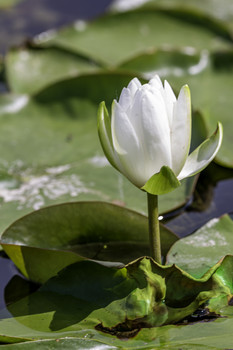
[147,193,161,264]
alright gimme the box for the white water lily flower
[98,75,223,195]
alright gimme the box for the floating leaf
[5,46,205,96]
[0,338,119,350]
[35,9,232,67]
[167,214,233,278]
[119,46,204,79]
[139,0,233,34]
[0,201,178,283]
[5,47,101,95]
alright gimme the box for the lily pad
[5,45,204,96]
[34,9,232,67]
[0,201,178,283]
[167,214,233,278]
[0,338,119,349]
[5,46,101,95]
[0,337,228,350]
[119,46,204,79]
[0,256,232,347]
[138,0,233,34]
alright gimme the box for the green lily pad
[166,214,233,278]
[119,46,204,78]
[0,256,232,347]
[0,338,119,349]
[34,9,232,67]
[4,3,232,94]
[139,0,233,34]
[0,201,178,283]
[5,46,204,96]
[5,47,101,95]
[0,337,228,350]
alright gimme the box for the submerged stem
[147,193,161,264]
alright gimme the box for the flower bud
[98,75,223,195]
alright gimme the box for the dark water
[166,177,233,237]
[0,0,113,54]
[0,254,22,309]
[0,0,233,311]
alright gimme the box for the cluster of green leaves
[0,255,233,349]
[0,0,233,348]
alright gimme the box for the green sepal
[97,101,118,170]
[141,166,181,195]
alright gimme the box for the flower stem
[147,193,161,264]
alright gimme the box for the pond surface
[166,175,233,237]
[0,0,233,312]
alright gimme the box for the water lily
[98,75,223,263]
[98,75,223,195]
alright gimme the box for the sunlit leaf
[0,201,178,283]
[5,47,100,95]
[167,214,233,278]
[119,46,204,78]
[139,0,233,34]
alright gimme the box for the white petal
[127,88,143,134]
[139,89,172,176]
[118,87,132,111]
[171,85,192,176]
[149,75,163,89]
[178,122,223,180]
[111,100,146,187]
[164,80,176,127]
[127,77,141,96]
[118,78,141,112]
